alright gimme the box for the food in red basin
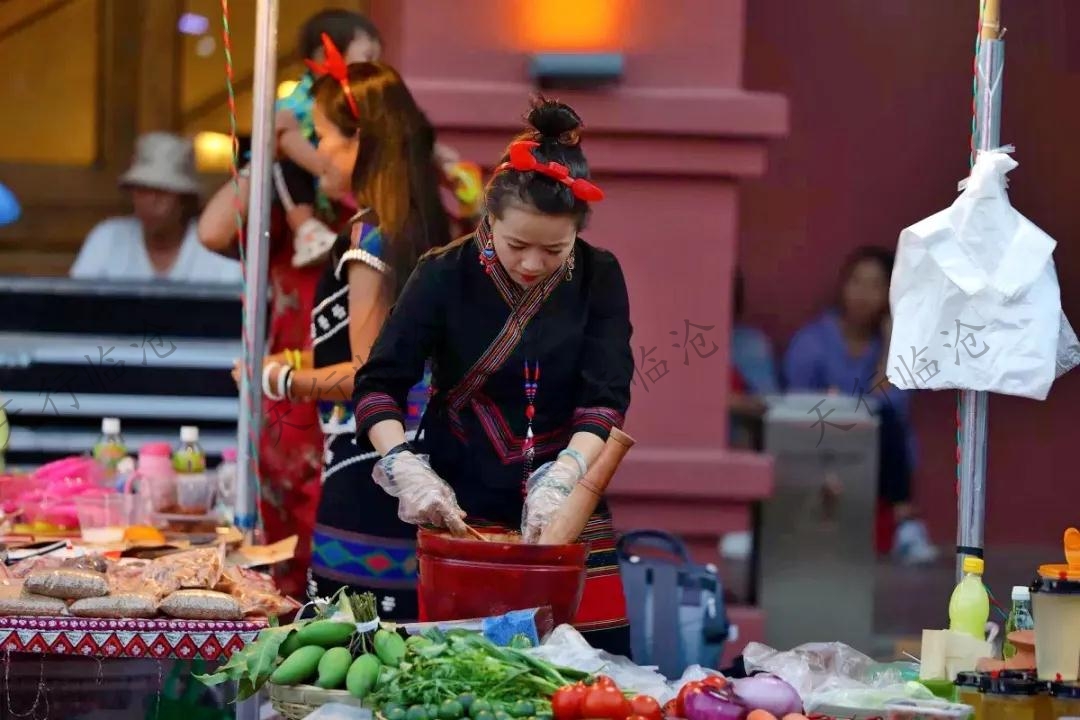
[417,529,588,626]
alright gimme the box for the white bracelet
[263,362,283,400]
[277,367,293,400]
[557,448,588,478]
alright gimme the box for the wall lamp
[528,52,624,90]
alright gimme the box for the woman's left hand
[521,459,581,543]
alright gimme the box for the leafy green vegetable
[193,624,295,700]
[370,630,589,711]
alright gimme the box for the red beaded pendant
[522,360,540,491]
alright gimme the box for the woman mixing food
[353,98,634,657]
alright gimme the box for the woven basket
[267,681,368,720]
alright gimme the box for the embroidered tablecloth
[0,616,264,661]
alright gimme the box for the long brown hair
[313,62,450,298]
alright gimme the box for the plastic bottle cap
[222,448,237,462]
[1012,585,1031,602]
[180,426,199,443]
[101,418,121,435]
[963,556,985,575]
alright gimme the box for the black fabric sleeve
[572,249,634,440]
[277,160,317,207]
[353,254,446,448]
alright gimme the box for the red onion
[683,687,747,720]
[732,675,803,718]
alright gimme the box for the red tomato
[593,675,619,691]
[581,685,631,720]
[701,675,728,691]
[552,683,588,720]
[662,699,679,719]
[628,716,651,720]
[629,695,663,720]
[676,681,705,718]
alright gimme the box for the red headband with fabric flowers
[304,32,360,121]
[496,140,604,202]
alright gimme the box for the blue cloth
[782,311,916,474]
[731,325,779,395]
[782,311,909,416]
[481,609,543,647]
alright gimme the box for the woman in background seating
[782,247,936,565]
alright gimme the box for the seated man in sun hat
[71,132,242,284]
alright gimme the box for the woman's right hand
[372,450,467,535]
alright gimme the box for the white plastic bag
[742,641,935,712]
[528,624,675,702]
[887,147,1079,400]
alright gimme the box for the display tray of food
[198,589,813,720]
[0,545,298,617]
[0,545,296,661]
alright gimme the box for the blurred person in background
[721,269,778,560]
[71,132,241,283]
[782,247,937,565]
[730,268,779,427]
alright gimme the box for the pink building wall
[371,0,789,658]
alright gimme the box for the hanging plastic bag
[887,147,1080,400]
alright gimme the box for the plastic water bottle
[215,448,238,522]
[93,417,126,481]
[949,556,990,641]
[173,426,212,513]
[1003,585,1035,659]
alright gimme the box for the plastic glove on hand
[373,450,468,536]
[521,460,581,543]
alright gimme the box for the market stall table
[0,614,265,718]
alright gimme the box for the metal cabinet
[760,393,880,654]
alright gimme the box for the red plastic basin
[417,529,588,626]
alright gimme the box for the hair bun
[526,97,583,146]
